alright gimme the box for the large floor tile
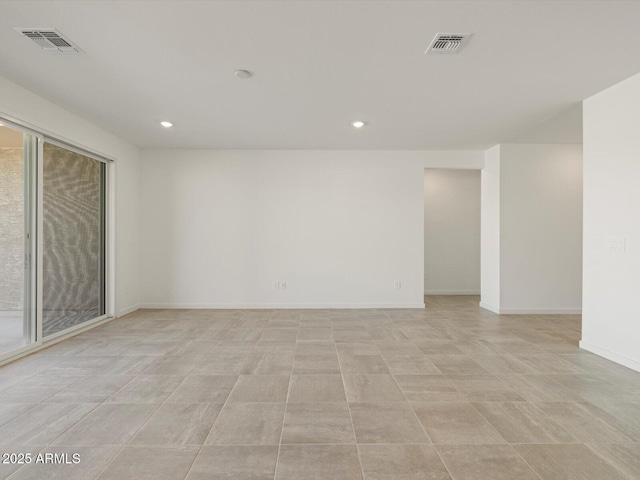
[53,403,159,445]
[0,403,36,427]
[412,402,505,444]
[242,353,293,375]
[288,374,346,403]
[1,297,636,480]
[281,402,354,444]
[0,403,97,445]
[206,402,285,445]
[343,375,405,402]
[46,375,134,403]
[514,444,628,480]
[350,402,430,443]
[292,354,341,374]
[471,355,538,374]
[275,445,362,480]
[167,375,237,403]
[2,446,116,480]
[130,402,223,445]
[96,446,198,480]
[141,355,201,375]
[106,375,184,403]
[473,401,576,443]
[426,355,490,375]
[533,401,637,442]
[359,444,451,480]
[227,375,290,402]
[382,354,441,375]
[587,443,640,480]
[436,444,539,480]
[339,355,390,374]
[498,374,585,402]
[186,445,278,480]
[394,375,465,402]
[446,375,524,402]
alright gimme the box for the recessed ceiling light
[160,121,173,128]
[352,121,366,128]
[234,70,252,79]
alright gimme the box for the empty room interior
[0,1,639,479]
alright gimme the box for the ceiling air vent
[14,28,83,54]
[426,33,471,54]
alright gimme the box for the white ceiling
[0,0,639,150]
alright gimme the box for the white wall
[481,143,583,314]
[424,169,480,294]
[421,151,484,170]
[0,76,141,317]
[500,144,583,312]
[139,150,482,308]
[582,71,640,371]
[480,145,501,311]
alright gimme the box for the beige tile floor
[0,295,639,479]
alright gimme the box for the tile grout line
[271,316,299,480]
[86,357,194,479]
[380,307,457,480]
[67,315,236,479]
[336,313,370,480]
[181,315,265,480]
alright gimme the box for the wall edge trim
[139,302,426,310]
[579,340,640,373]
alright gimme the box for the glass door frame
[0,118,40,363]
[41,137,112,342]
[0,113,115,364]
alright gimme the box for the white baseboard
[579,340,640,373]
[499,307,582,314]
[479,301,500,313]
[478,302,581,315]
[139,302,426,310]
[117,304,141,317]
[425,290,480,295]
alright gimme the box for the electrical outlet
[394,280,402,289]
[608,237,627,254]
[273,281,280,290]
[280,281,287,290]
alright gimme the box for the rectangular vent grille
[426,33,471,54]
[14,28,82,53]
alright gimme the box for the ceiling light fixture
[352,121,366,128]
[160,121,173,128]
[234,70,252,79]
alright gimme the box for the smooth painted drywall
[500,144,583,312]
[0,75,141,316]
[421,151,484,170]
[480,145,501,311]
[480,144,583,314]
[582,71,640,371]
[140,150,482,308]
[424,169,480,294]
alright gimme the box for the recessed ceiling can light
[352,121,366,128]
[234,70,252,79]
[160,121,173,128]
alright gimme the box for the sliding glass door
[42,142,106,338]
[1,115,111,361]
[0,123,36,358]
